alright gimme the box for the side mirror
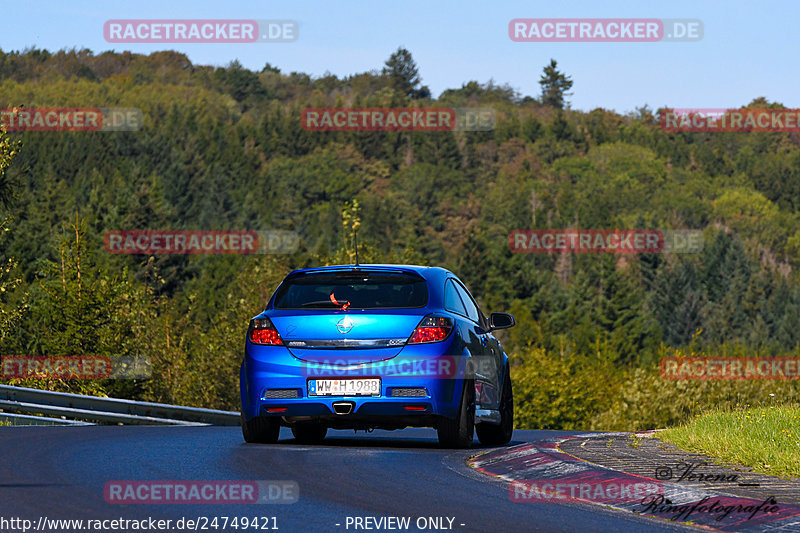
[488,312,516,331]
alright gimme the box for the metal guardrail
[0,412,93,426]
[0,385,240,426]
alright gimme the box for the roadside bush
[512,345,800,431]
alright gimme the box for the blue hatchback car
[240,264,516,448]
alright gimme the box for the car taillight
[408,316,453,344]
[249,318,283,346]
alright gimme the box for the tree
[214,60,267,106]
[650,259,704,347]
[522,115,543,143]
[595,257,660,365]
[0,125,23,347]
[439,80,519,104]
[261,62,281,74]
[342,199,361,265]
[382,47,430,99]
[0,123,21,208]
[539,59,573,109]
[699,232,753,345]
[11,215,159,396]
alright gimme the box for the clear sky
[1,0,796,113]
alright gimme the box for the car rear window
[273,271,429,310]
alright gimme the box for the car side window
[454,281,480,324]
[444,279,467,316]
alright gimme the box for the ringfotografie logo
[635,495,780,523]
[653,462,751,485]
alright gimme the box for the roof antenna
[353,224,360,267]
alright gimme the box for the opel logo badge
[337,317,354,334]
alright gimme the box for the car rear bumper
[240,342,467,426]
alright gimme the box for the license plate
[308,378,380,396]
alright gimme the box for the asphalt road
[0,426,696,533]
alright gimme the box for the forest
[0,46,798,430]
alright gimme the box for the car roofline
[284,264,452,280]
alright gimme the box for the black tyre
[437,379,475,448]
[291,422,328,444]
[476,364,513,446]
[241,413,280,444]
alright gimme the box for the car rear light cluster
[249,318,283,345]
[408,316,453,344]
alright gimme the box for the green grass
[628,434,643,448]
[659,404,800,479]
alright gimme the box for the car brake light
[408,316,453,344]
[249,318,283,345]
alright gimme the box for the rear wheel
[291,422,328,444]
[241,413,280,444]
[476,364,513,446]
[437,379,475,448]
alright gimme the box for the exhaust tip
[332,401,355,415]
